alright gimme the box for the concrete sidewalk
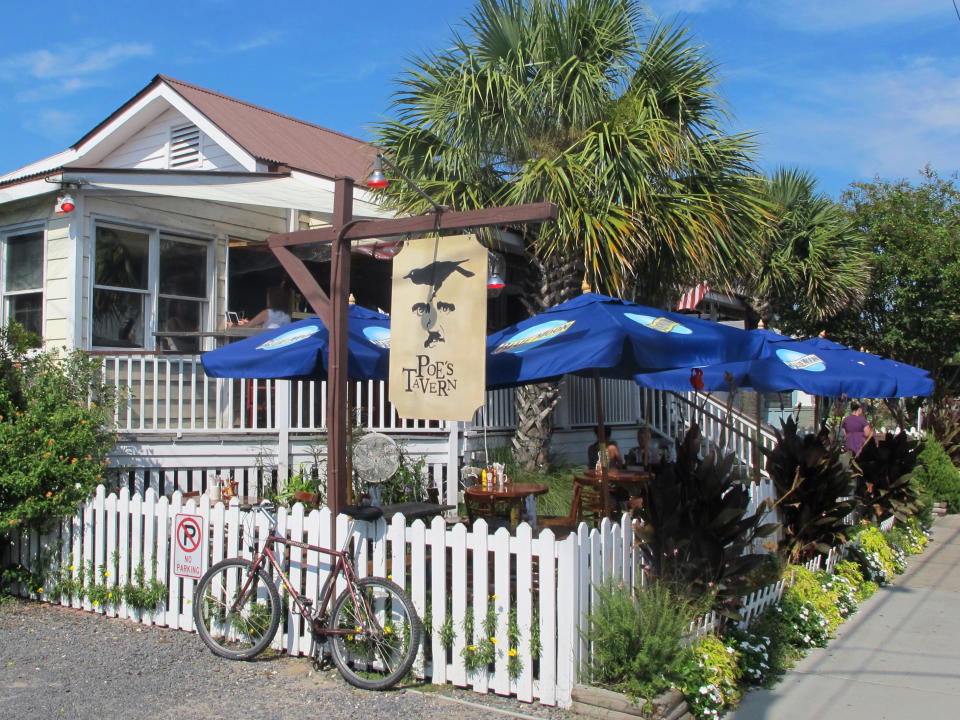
[728,514,960,720]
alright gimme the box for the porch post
[326,178,353,517]
[445,420,460,508]
[276,379,291,486]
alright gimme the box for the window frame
[0,223,45,337]
[90,219,214,351]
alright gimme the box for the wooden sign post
[267,179,556,517]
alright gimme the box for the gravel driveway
[0,599,573,720]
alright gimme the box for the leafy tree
[374,0,765,468]
[0,324,116,531]
[777,168,960,400]
[739,168,872,327]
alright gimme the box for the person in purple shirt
[842,401,873,456]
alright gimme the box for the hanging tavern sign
[389,234,487,420]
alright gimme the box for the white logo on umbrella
[776,349,826,372]
[256,325,321,351]
[624,313,693,335]
[363,326,391,348]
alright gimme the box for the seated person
[587,426,624,470]
[231,286,292,329]
[625,426,651,468]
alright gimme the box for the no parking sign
[174,514,204,579]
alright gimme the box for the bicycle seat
[341,504,384,521]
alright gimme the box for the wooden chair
[538,477,611,536]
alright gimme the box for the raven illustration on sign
[403,260,474,290]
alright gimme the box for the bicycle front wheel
[193,558,281,660]
[328,577,422,690]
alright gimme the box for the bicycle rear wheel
[328,577,422,690]
[193,558,280,660]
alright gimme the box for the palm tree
[739,168,872,329]
[375,0,766,468]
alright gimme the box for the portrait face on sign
[389,235,487,421]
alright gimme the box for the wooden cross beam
[267,178,557,517]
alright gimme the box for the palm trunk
[511,252,583,471]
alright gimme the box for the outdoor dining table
[577,468,653,517]
[463,482,550,530]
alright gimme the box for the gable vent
[169,123,202,168]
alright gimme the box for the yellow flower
[36,588,44,594]
[467,645,477,651]
[387,574,393,580]
[68,565,75,572]
[92,601,99,607]
[489,594,497,599]
[384,626,393,634]
[107,592,112,599]
[489,637,497,643]
[355,626,361,633]
[509,648,517,657]
[104,571,111,577]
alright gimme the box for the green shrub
[584,581,698,699]
[783,565,843,632]
[883,529,910,573]
[0,324,116,531]
[914,435,960,513]
[750,606,801,679]
[724,624,776,687]
[902,517,929,553]
[772,594,831,650]
[848,524,897,584]
[834,559,876,600]
[677,634,741,719]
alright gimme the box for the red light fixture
[366,155,389,190]
[55,193,75,214]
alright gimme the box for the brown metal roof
[75,74,378,182]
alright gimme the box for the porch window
[92,225,210,350]
[157,236,208,353]
[2,228,44,336]
[93,226,149,348]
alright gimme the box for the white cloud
[649,0,947,30]
[15,78,104,103]
[0,42,152,82]
[31,109,82,140]
[196,32,282,55]
[750,55,960,184]
[760,0,948,32]
[647,0,730,15]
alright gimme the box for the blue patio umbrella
[486,293,768,389]
[201,305,390,380]
[633,336,933,398]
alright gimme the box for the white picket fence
[4,483,853,707]
[3,485,650,707]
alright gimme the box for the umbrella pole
[593,370,611,519]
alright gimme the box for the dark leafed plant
[854,431,921,523]
[763,417,857,563]
[924,398,960,468]
[633,424,777,615]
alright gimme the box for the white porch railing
[640,388,779,479]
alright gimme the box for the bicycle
[192,501,422,690]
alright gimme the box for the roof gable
[2,74,378,185]
[157,75,376,181]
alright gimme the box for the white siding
[43,218,72,349]
[97,107,246,172]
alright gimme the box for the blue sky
[1,0,957,198]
